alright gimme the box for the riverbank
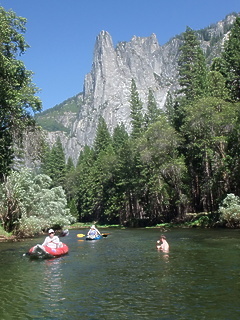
[0,222,117,242]
[0,226,15,242]
[1,219,238,242]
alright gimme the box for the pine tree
[76,146,96,221]
[144,89,161,127]
[93,116,112,156]
[222,17,240,101]
[112,123,129,152]
[49,137,66,187]
[129,79,144,138]
[207,71,229,100]
[139,116,188,221]
[66,156,75,171]
[65,156,77,202]
[178,27,207,101]
[113,125,138,225]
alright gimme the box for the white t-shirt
[42,235,60,248]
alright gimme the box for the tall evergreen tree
[181,97,237,211]
[129,79,144,138]
[76,146,96,221]
[144,89,161,127]
[112,124,136,224]
[44,137,66,187]
[66,156,74,171]
[93,144,118,223]
[207,71,229,100]
[77,118,114,223]
[112,123,129,152]
[93,116,112,155]
[64,156,77,202]
[222,17,240,102]
[138,115,188,221]
[178,27,207,101]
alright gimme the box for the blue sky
[0,0,239,111]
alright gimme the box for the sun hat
[91,225,95,228]
[48,229,54,233]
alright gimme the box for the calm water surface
[0,228,239,320]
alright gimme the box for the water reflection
[161,253,170,262]
[42,259,65,304]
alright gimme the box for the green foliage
[138,116,188,221]
[37,95,81,117]
[35,95,81,132]
[93,116,112,155]
[144,89,161,127]
[207,71,229,99]
[184,214,211,227]
[11,15,237,229]
[76,145,96,221]
[130,79,144,138]
[0,7,42,179]
[0,224,10,237]
[41,137,66,187]
[51,137,66,186]
[36,118,70,133]
[198,28,211,41]
[178,27,207,101]
[171,20,240,215]
[66,156,74,171]
[180,96,237,212]
[222,17,240,101]
[219,193,240,227]
[0,168,75,236]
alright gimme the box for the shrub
[219,193,240,227]
[0,168,76,236]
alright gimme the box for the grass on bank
[0,225,12,240]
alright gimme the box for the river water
[0,228,239,320]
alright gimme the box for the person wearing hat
[87,225,101,237]
[42,229,62,248]
[156,235,169,253]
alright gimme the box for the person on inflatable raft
[42,229,63,248]
[87,225,101,238]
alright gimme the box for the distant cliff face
[77,31,180,140]
[37,13,238,164]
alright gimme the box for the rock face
[46,32,181,163]
[41,13,238,164]
[80,32,179,134]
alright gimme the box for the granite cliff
[36,13,239,164]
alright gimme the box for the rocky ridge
[36,13,239,165]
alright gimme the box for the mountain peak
[95,30,113,48]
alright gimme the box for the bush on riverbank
[219,194,240,228]
[0,169,76,237]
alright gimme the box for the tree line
[0,7,239,236]
[41,17,240,228]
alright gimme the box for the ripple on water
[0,229,239,320]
